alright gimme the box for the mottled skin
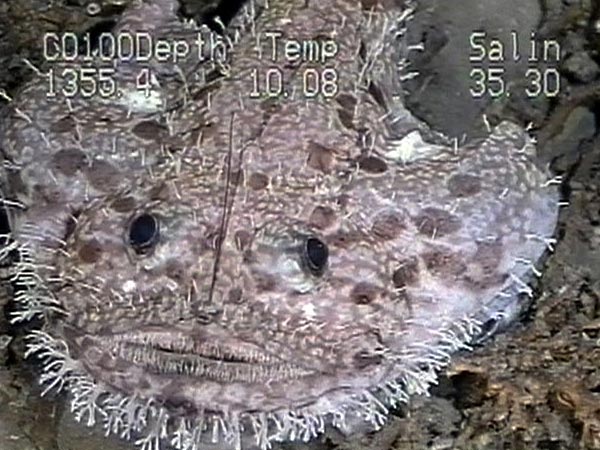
[0,0,558,448]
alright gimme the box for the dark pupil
[129,213,159,254]
[305,237,328,275]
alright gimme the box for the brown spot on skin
[353,350,383,369]
[255,272,276,292]
[230,169,244,187]
[149,182,170,201]
[422,249,467,278]
[51,115,76,133]
[131,120,168,141]
[335,93,357,111]
[86,160,123,191]
[336,108,355,130]
[360,0,379,10]
[475,239,503,275]
[248,172,269,190]
[464,272,509,291]
[371,210,405,240]
[306,142,335,173]
[309,206,336,230]
[227,287,243,304]
[110,196,136,213]
[78,239,103,263]
[234,229,253,252]
[447,174,482,197]
[164,259,186,282]
[52,148,87,177]
[392,257,419,288]
[358,155,387,174]
[328,229,364,248]
[463,239,508,290]
[414,207,462,237]
[34,183,63,203]
[350,282,382,305]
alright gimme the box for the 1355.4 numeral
[46,67,118,98]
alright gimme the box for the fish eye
[304,236,328,276]
[128,213,159,254]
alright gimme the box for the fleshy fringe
[19,314,485,450]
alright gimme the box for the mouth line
[92,328,315,383]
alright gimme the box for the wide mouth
[79,327,315,384]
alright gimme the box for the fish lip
[66,324,318,384]
[103,326,281,365]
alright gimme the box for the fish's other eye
[128,213,159,254]
[304,236,328,276]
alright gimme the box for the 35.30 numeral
[469,67,560,98]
